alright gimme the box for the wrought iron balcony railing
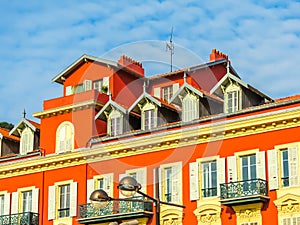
[220,179,269,205]
[0,212,39,225]
[78,199,153,224]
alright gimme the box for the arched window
[56,122,74,153]
[20,127,34,155]
[108,110,123,137]
[182,94,199,122]
[224,83,241,113]
[142,103,157,130]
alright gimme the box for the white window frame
[224,83,241,113]
[108,110,123,136]
[48,180,77,220]
[160,162,182,204]
[280,146,299,188]
[201,160,218,198]
[20,127,34,155]
[0,191,10,216]
[11,187,39,214]
[141,103,157,130]
[282,216,300,225]
[21,190,32,213]
[55,122,74,153]
[182,93,199,122]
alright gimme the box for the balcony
[0,212,39,225]
[220,179,269,206]
[78,199,153,224]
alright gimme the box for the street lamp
[90,173,185,225]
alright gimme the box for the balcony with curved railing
[220,179,269,206]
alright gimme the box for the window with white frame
[94,79,103,92]
[162,85,173,102]
[182,93,199,122]
[48,181,77,220]
[142,103,157,130]
[202,161,217,198]
[224,83,241,113]
[282,216,300,225]
[20,127,34,155]
[21,190,32,213]
[74,83,84,93]
[109,110,122,136]
[11,187,39,215]
[241,155,257,181]
[159,162,182,204]
[94,77,109,93]
[280,146,299,188]
[56,122,74,153]
[86,173,113,204]
[0,192,9,216]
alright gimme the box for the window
[162,86,173,102]
[20,127,34,155]
[48,181,77,220]
[94,79,103,92]
[282,217,300,225]
[56,122,74,153]
[225,83,241,113]
[182,94,199,122]
[160,162,182,204]
[280,147,298,187]
[74,84,84,93]
[241,155,257,181]
[144,109,155,130]
[21,191,32,213]
[202,161,217,198]
[141,103,157,131]
[0,195,4,216]
[109,110,122,136]
[58,185,70,218]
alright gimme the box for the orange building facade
[0,49,299,225]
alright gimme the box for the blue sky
[0,0,300,124]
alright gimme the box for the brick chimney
[118,55,144,77]
[210,49,229,61]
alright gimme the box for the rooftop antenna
[22,109,26,118]
[166,27,174,72]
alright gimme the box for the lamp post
[89,173,185,225]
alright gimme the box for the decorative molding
[232,203,263,225]
[161,208,183,225]
[194,203,222,225]
[274,193,300,217]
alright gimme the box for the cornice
[33,100,103,118]
[2,106,300,178]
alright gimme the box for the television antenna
[166,27,174,72]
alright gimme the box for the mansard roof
[9,118,40,137]
[0,127,20,141]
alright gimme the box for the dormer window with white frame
[224,83,241,113]
[20,127,34,155]
[182,93,199,122]
[56,122,74,153]
[153,83,179,102]
[141,103,157,130]
[108,110,123,137]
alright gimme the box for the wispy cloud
[0,0,299,124]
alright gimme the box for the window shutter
[4,193,10,215]
[154,87,161,98]
[136,168,147,194]
[189,162,199,201]
[87,179,95,203]
[70,182,78,217]
[32,188,39,214]
[217,158,226,196]
[172,83,180,94]
[171,165,181,203]
[103,77,110,92]
[227,156,237,182]
[256,151,266,180]
[11,192,18,214]
[84,80,92,91]
[288,146,299,186]
[48,185,56,220]
[104,173,114,197]
[267,149,279,190]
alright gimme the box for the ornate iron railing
[0,212,39,225]
[202,187,217,198]
[220,178,268,200]
[78,199,153,219]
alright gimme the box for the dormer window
[109,110,123,136]
[162,85,173,102]
[224,83,241,113]
[20,127,34,155]
[182,93,199,122]
[142,103,157,130]
[56,122,74,153]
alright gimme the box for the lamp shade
[117,176,141,197]
[89,189,110,209]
